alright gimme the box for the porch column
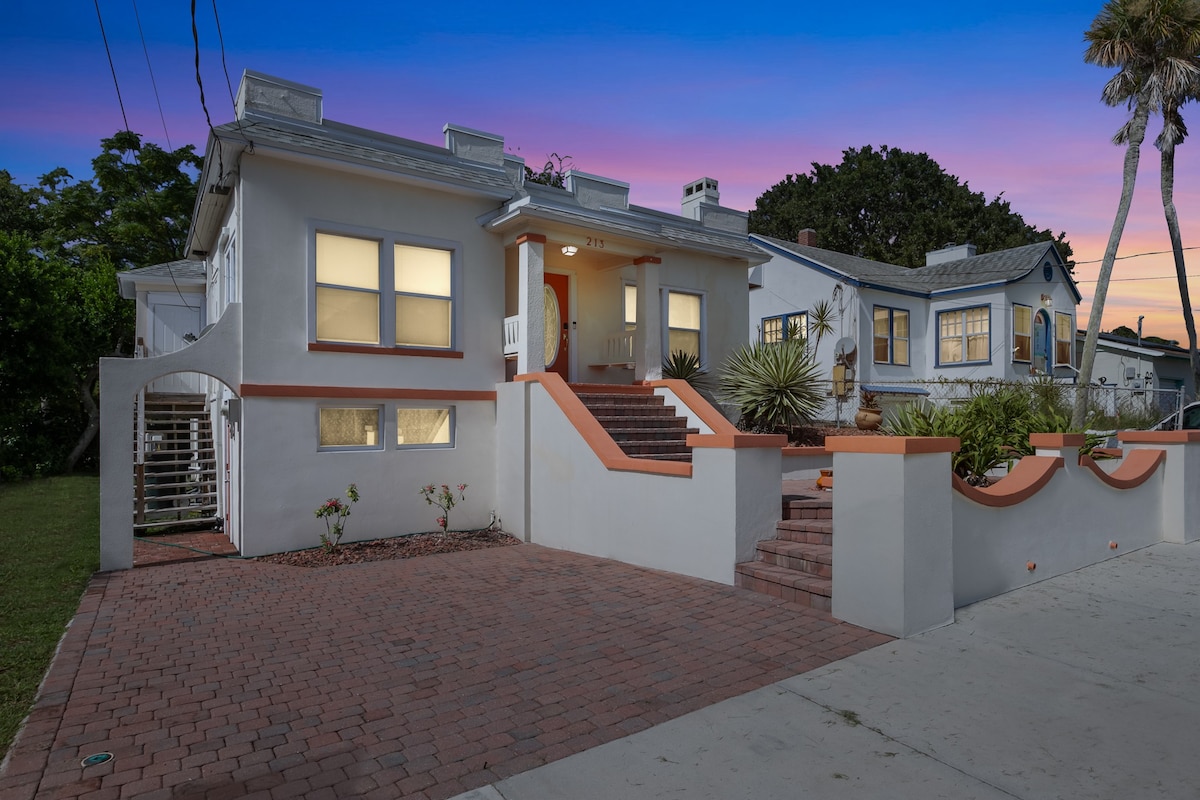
[634,256,662,382]
[516,233,546,374]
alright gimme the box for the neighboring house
[748,230,1081,400]
[1077,330,1195,416]
[100,71,773,576]
[116,260,207,394]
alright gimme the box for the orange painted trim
[688,433,788,449]
[308,342,464,359]
[240,384,497,401]
[953,456,1064,507]
[647,379,741,435]
[1119,429,1200,444]
[826,436,959,455]
[633,256,662,265]
[515,372,692,477]
[1079,448,1165,489]
[516,233,547,245]
[1029,432,1086,448]
[782,446,829,458]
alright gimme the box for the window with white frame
[761,312,808,344]
[1054,312,1072,365]
[1013,304,1032,362]
[397,407,453,447]
[872,306,909,365]
[938,306,990,365]
[623,285,705,360]
[314,231,455,349]
[319,407,382,449]
[667,290,702,359]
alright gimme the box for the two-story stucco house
[748,230,1082,400]
[100,71,782,583]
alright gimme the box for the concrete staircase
[571,384,698,462]
[735,494,833,611]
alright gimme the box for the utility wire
[1071,245,1200,265]
[211,0,252,145]
[94,0,130,131]
[191,0,225,182]
[132,0,171,150]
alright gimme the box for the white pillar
[517,234,546,374]
[634,256,662,382]
[1120,430,1200,543]
[828,436,959,637]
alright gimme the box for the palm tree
[1074,0,1200,426]
[1157,46,1200,400]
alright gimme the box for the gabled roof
[751,235,1081,302]
[116,260,206,299]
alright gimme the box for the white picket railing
[503,315,520,357]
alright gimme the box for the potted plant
[855,388,883,431]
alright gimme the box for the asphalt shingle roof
[753,235,1067,296]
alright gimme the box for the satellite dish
[834,337,857,367]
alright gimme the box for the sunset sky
[3,1,1198,343]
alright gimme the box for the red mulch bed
[256,528,519,567]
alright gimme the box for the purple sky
[4,1,1198,342]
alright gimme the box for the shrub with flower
[314,483,360,552]
[420,482,467,534]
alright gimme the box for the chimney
[681,178,720,220]
[925,241,978,266]
[797,228,817,247]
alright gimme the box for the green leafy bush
[885,385,1101,485]
[718,338,824,431]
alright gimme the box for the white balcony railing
[599,331,635,367]
[503,315,520,357]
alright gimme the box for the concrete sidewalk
[457,541,1200,800]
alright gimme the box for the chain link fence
[807,379,1184,432]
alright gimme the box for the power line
[191,0,225,182]
[212,0,237,111]
[94,0,130,131]
[1072,245,1200,265]
[1074,273,1200,284]
[132,0,171,150]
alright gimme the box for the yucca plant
[662,349,704,386]
[718,338,824,431]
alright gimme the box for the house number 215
[586,237,605,249]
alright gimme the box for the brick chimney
[797,228,818,247]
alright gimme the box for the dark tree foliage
[524,153,573,189]
[0,132,200,479]
[749,145,1072,267]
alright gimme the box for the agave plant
[718,338,824,431]
[662,349,704,386]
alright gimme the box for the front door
[1033,310,1049,374]
[544,272,570,380]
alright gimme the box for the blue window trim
[936,305,992,368]
[1053,311,1073,367]
[760,311,808,344]
[872,305,910,365]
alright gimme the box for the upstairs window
[873,306,909,365]
[314,230,456,350]
[938,306,990,365]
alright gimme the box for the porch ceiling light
[561,245,578,256]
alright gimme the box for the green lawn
[0,475,99,758]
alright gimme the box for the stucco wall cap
[687,433,788,449]
[1029,432,1087,448]
[825,436,959,454]
[1118,430,1200,444]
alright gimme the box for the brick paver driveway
[1,544,889,799]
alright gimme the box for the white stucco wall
[952,458,1163,607]
[238,156,507,390]
[495,381,781,585]
[237,396,498,556]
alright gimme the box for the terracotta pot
[855,406,883,431]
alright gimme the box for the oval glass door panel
[544,284,561,367]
